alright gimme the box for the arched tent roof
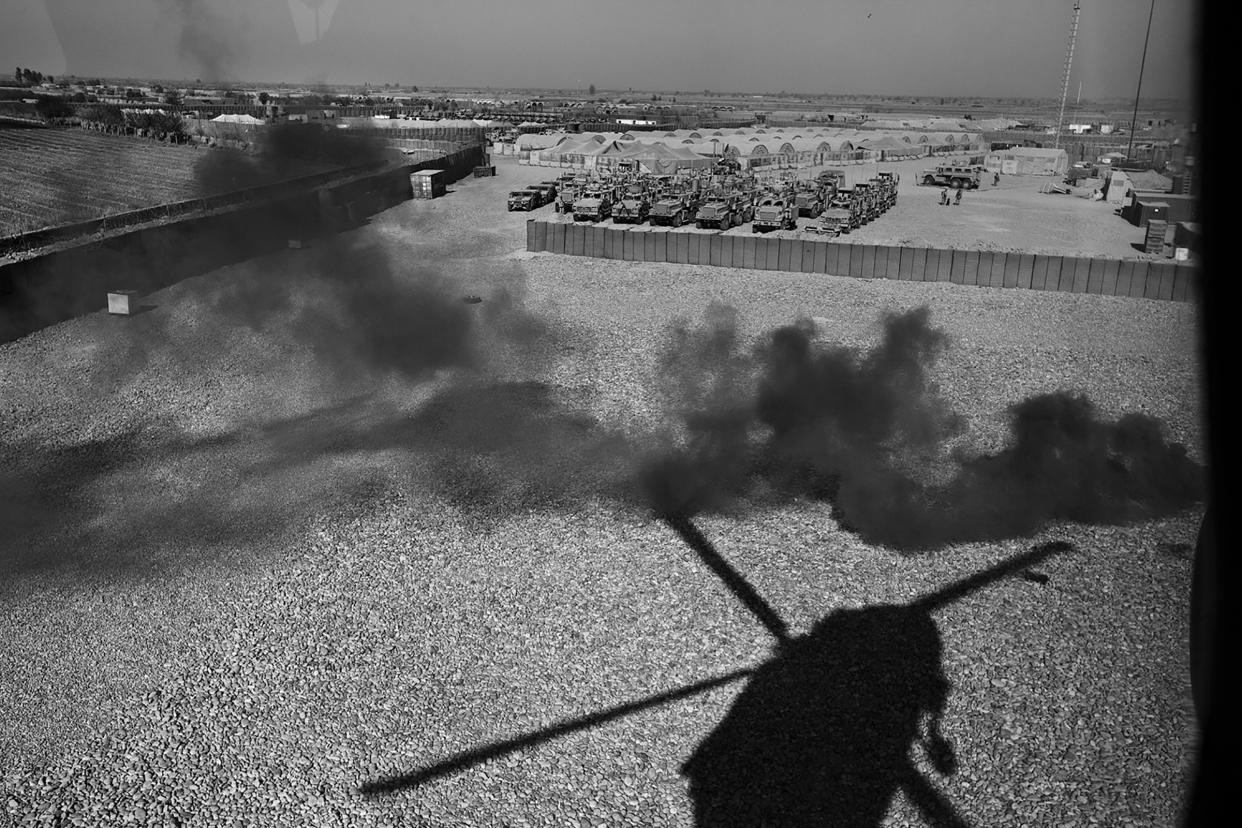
[687,131,703,139]
[663,131,678,137]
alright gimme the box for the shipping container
[411,169,447,199]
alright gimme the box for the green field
[0,126,337,237]
[0,127,217,235]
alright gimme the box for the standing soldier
[954,188,963,206]
[994,171,1000,186]
[940,188,949,206]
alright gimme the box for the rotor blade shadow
[664,515,792,645]
[910,540,1072,614]
[360,667,754,796]
[900,760,973,828]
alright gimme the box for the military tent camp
[984,146,1069,175]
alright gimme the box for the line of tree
[74,104,187,141]
[13,67,52,86]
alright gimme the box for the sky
[2,0,1198,101]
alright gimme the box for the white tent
[211,114,265,124]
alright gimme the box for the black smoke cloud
[0,235,552,577]
[193,121,392,196]
[641,306,1203,550]
[161,0,242,82]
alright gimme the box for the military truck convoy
[510,165,902,235]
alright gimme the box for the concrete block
[1129,261,1150,298]
[1016,253,1034,289]
[897,246,913,280]
[622,229,635,261]
[550,221,567,253]
[685,232,701,265]
[884,246,902,279]
[857,244,874,278]
[1100,259,1120,296]
[765,237,781,270]
[1070,256,1092,293]
[870,245,887,278]
[107,290,138,315]
[778,239,794,272]
[813,240,829,273]
[848,244,865,278]
[989,252,1008,287]
[800,240,817,273]
[709,234,724,267]
[1044,256,1065,291]
[1115,260,1134,296]
[1086,258,1107,294]
[653,229,669,263]
[935,248,954,282]
[958,250,979,285]
[1153,262,1176,300]
[644,230,659,263]
[740,235,756,270]
[674,231,689,264]
[909,247,928,281]
[1172,264,1193,302]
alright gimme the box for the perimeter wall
[525,220,1196,302]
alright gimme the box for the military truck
[919,164,980,189]
[650,192,696,227]
[752,197,797,233]
[572,187,614,222]
[507,189,542,211]
[532,182,559,206]
[612,182,652,224]
[807,206,855,237]
[829,190,860,230]
[793,184,827,218]
[695,192,751,229]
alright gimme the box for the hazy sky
[3,0,1197,100]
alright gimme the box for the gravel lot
[1,155,1205,826]
[537,156,1153,259]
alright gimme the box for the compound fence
[526,220,1197,302]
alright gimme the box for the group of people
[940,172,1000,206]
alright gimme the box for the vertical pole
[1127,0,1157,162]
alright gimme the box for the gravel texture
[0,156,1205,826]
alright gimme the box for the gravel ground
[536,156,1153,259]
[1,155,1205,826]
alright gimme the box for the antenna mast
[1054,1,1082,150]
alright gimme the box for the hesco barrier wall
[525,221,1197,303]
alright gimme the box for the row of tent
[519,127,982,152]
[522,128,984,170]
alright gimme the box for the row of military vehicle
[805,171,900,237]
[508,168,898,236]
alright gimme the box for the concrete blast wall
[525,220,1196,303]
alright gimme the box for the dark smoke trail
[161,0,241,82]
[642,305,1203,550]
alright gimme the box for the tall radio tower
[1054,2,1082,150]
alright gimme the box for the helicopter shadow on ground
[682,602,965,828]
[363,523,1070,828]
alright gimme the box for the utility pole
[1126,0,1157,163]
[1054,1,1082,150]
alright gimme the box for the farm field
[0,157,1207,826]
[0,126,325,237]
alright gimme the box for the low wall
[524,220,1197,303]
[0,146,484,341]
